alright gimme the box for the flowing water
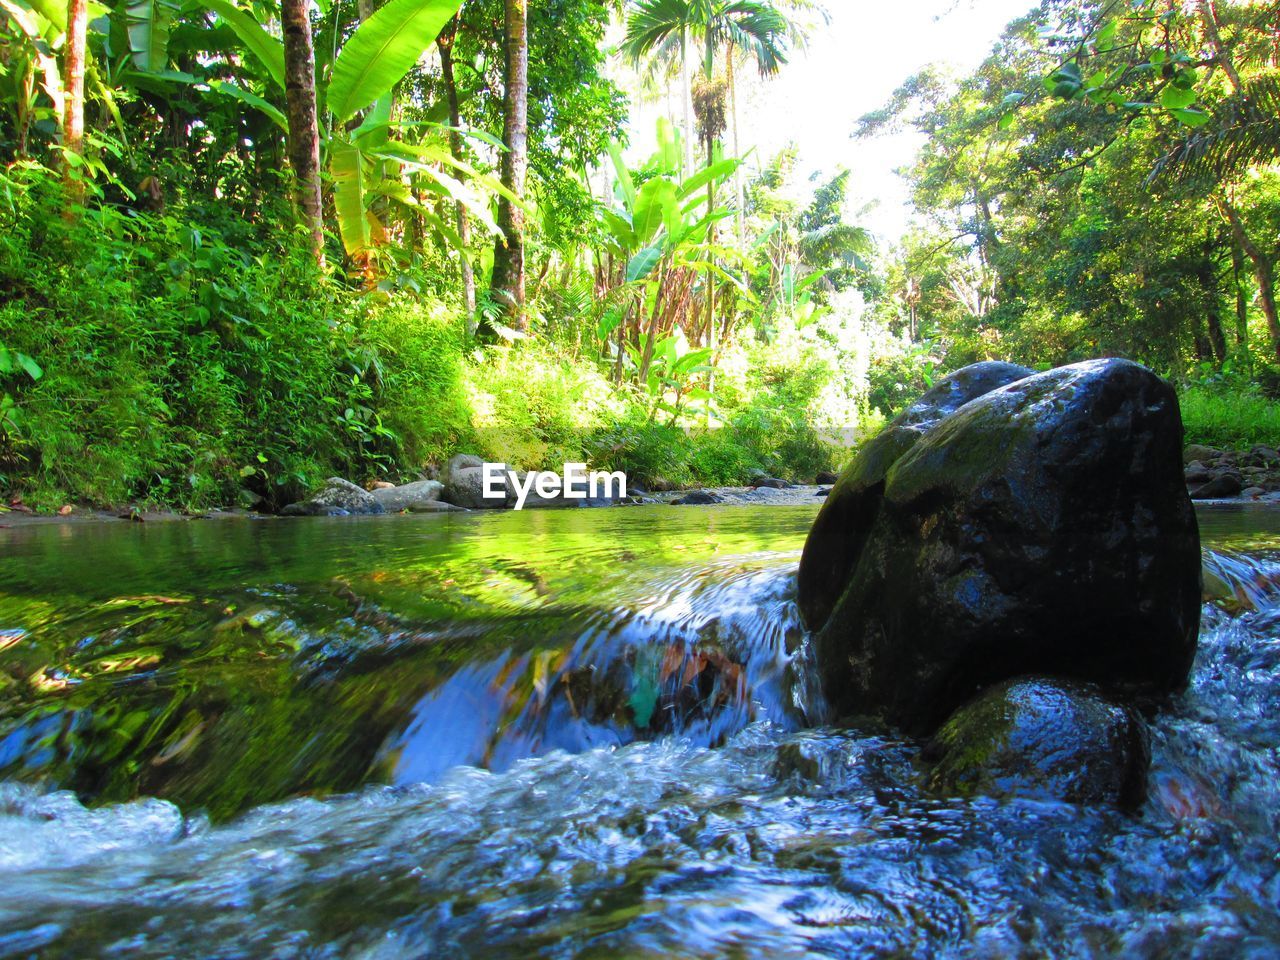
[0,502,1278,958]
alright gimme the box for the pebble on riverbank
[1185,444,1280,501]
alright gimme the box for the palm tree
[437,11,477,319]
[624,0,791,384]
[623,0,791,172]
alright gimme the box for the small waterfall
[1202,549,1280,612]
[379,554,811,784]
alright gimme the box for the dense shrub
[0,172,866,511]
[0,173,354,508]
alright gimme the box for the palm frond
[623,0,693,63]
[711,2,790,75]
[1151,74,1280,184]
[800,223,874,265]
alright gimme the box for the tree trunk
[1193,324,1213,363]
[1200,245,1228,362]
[1231,241,1252,365]
[1198,0,1245,93]
[681,26,693,176]
[62,0,87,214]
[438,15,477,323]
[1218,196,1280,361]
[281,0,326,267]
[489,0,528,329]
[728,46,744,252]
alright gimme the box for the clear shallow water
[0,503,1277,958]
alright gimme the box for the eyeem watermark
[483,462,627,510]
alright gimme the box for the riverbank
[5,437,1279,528]
[0,484,834,528]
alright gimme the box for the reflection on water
[0,507,820,817]
[0,503,1277,957]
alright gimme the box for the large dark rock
[799,359,1200,734]
[799,360,1035,634]
[1189,470,1243,500]
[925,676,1150,807]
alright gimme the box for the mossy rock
[925,676,1150,808]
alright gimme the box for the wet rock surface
[925,676,1150,807]
[798,360,1035,641]
[407,499,467,513]
[671,490,725,505]
[799,358,1200,735]
[441,457,512,510]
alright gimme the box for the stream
[0,502,1278,957]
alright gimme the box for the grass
[1179,384,1280,451]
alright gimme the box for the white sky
[620,0,1035,243]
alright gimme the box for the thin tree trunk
[62,0,87,214]
[438,15,477,323]
[681,26,693,176]
[728,46,744,252]
[1218,196,1280,361]
[1200,244,1228,362]
[16,64,34,158]
[490,0,528,329]
[1231,241,1252,364]
[1198,0,1245,93]
[281,0,325,267]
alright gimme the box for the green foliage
[860,0,1280,381]
[354,297,472,471]
[1179,365,1280,450]
[0,170,353,507]
[0,0,880,512]
[326,0,464,122]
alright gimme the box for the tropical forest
[0,0,1279,956]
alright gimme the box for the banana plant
[779,263,829,329]
[192,0,506,258]
[597,119,752,384]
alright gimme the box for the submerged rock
[407,499,467,513]
[371,480,445,512]
[672,490,724,505]
[800,359,1200,734]
[281,478,385,516]
[925,676,1150,808]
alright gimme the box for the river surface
[0,502,1278,958]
